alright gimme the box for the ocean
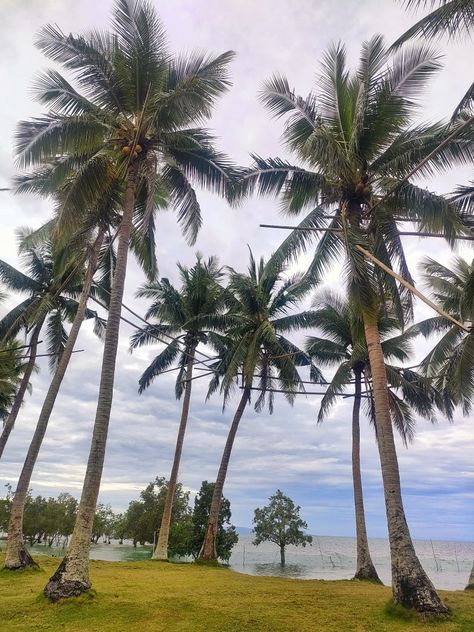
[8,534,473,591]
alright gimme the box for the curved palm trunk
[0,322,42,459]
[153,344,197,561]
[466,561,474,590]
[363,312,447,614]
[198,385,251,561]
[3,232,104,571]
[351,368,381,583]
[44,168,138,602]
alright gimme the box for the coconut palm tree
[15,0,235,600]
[198,253,323,560]
[2,227,106,570]
[236,36,472,613]
[0,231,90,458]
[2,164,168,571]
[129,255,228,560]
[415,255,474,591]
[306,290,442,583]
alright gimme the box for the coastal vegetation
[0,0,473,625]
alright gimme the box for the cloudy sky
[0,0,473,542]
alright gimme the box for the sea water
[228,534,474,591]
[9,534,473,591]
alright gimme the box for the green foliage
[252,490,312,555]
[0,231,100,372]
[119,479,238,560]
[15,0,237,253]
[417,256,474,413]
[238,36,472,327]
[206,253,323,411]
[306,290,443,444]
[122,477,191,549]
[92,504,116,543]
[393,0,474,48]
[0,488,78,547]
[0,339,29,420]
[190,481,238,562]
[130,255,228,398]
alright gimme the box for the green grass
[0,555,473,631]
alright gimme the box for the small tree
[253,490,312,566]
[192,481,238,562]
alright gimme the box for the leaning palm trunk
[44,169,138,601]
[198,385,251,561]
[351,368,381,583]
[3,232,104,570]
[153,344,197,560]
[466,562,474,590]
[363,312,447,614]
[0,322,42,459]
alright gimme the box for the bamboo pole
[355,244,470,333]
[259,223,470,333]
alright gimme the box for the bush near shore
[0,555,473,631]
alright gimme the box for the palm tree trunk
[43,167,138,602]
[153,343,197,561]
[198,385,251,561]
[466,561,474,590]
[0,322,42,459]
[3,232,104,571]
[362,311,447,614]
[351,368,381,583]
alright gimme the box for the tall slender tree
[237,36,473,613]
[415,256,474,591]
[3,145,166,571]
[0,231,90,458]
[307,290,441,582]
[198,254,322,560]
[130,255,228,560]
[3,229,105,570]
[13,0,236,600]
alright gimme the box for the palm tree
[236,36,471,613]
[415,256,474,590]
[129,255,227,561]
[198,253,322,560]
[15,0,235,600]
[306,291,441,583]
[2,227,105,570]
[2,153,164,570]
[0,231,88,458]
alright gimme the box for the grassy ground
[0,555,473,631]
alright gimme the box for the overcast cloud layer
[0,0,473,541]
